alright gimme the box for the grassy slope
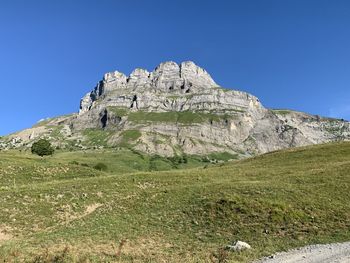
[107,107,238,124]
[0,149,210,188]
[0,142,349,262]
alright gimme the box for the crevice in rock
[97,81,104,96]
[130,94,138,109]
[101,109,108,128]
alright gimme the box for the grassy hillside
[0,148,226,189]
[0,142,349,262]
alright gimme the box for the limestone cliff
[2,61,349,157]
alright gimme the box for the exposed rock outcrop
[2,61,349,157]
[79,61,221,114]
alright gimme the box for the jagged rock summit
[80,61,221,114]
[2,61,350,157]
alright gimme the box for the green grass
[272,109,293,115]
[47,125,64,139]
[32,114,73,128]
[107,106,129,117]
[82,129,114,147]
[33,119,51,128]
[166,94,196,100]
[213,86,234,92]
[128,111,232,124]
[0,149,216,188]
[0,142,350,262]
[121,130,142,141]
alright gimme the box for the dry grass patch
[0,226,13,242]
[57,203,103,224]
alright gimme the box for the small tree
[31,139,54,157]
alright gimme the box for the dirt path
[254,242,350,263]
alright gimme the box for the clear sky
[1,0,350,135]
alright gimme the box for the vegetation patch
[212,86,236,92]
[31,139,55,157]
[272,109,293,115]
[32,118,52,128]
[118,130,142,147]
[323,121,348,137]
[47,125,64,139]
[166,94,196,100]
[107,106,129,117]
[93,162,108,171]
[83,129,114,147]
[128,111,232,124]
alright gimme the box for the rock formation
[2,61,349,157]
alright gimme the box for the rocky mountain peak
[79,61,219,114]
[3,61,350,159]
[129,68,150,78]
[153,61,179,73]
[103,71,127,83]
[127,68,151,89]
[180,61,217,88]
[150,61,217,91]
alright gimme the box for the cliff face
[2,61,350,157]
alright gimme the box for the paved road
[254,242,350,263]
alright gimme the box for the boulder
[226,240,252,251]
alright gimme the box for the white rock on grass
[226,240,252,251]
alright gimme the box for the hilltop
[1,61,349,157]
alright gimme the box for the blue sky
[0,0,349,135]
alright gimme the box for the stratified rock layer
[2,61,350,157]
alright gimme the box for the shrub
[93,162,108,171]
[31,139,55,157]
